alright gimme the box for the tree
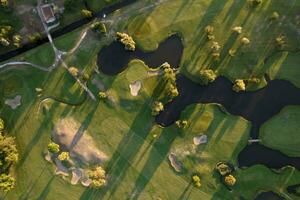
[251,0,262,6]
[215,162,232,176]
[211,41,221,51]
[81,9,92,18]
[175,120,188,129]
[88,166,106,188]
[224,174,236,186]
[232,79,246,92]
[58,152,70,161]
[198,69,217,85]
[47,142,60,154]
[271,12,280,20]
[91,21,107,34]
[0,0,8,7]
[0,173,15,192]
[98,91,107,99]
[13,35,22,48]
[0,134,18,173]
[232,26,242,34]
[275,35,285,48]
[0,118,4,133]
[205,25,214,40]
[68,67,79,77]
[241,37,250,45]
[192,175,201,188]
[151,101,164,116]
[116,32,135,51]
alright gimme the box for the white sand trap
[193,135,208,145]
[5,95,21,109]
[52,118,108,165]
[168,153,183,172]
[129,81,141,96]
[71,168,83,185]
[81,177,92,187]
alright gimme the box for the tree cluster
[0,26,22,48]
[175,120,188,129]
[215,162,237,187]
[88,166,107,188]
[0,118,18,192]
[116,32,135,51]
[161,62,179,101]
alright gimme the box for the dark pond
[255,192,284,200]
[97,35,300,175]
[97,35,183,75]
[238,144,300,170]
[0,0,137,63]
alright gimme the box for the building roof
[41,4,56,24]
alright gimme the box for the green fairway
[260,105,300,157]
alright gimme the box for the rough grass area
[260,105,300,157]
[127,0,300,90]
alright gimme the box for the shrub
[232,79,246,92]
[47,142,60,154]
[224,174,236,186]
[116,32,135,51]
[151,101,164,116]
[58,152,70,161]
[199,69,217,85]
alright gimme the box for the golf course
[0,0,300,199]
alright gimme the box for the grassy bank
[260,105,300,157]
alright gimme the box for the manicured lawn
[260,105,300,157]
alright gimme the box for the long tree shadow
[128,127,179,200]
[80,101,153,200]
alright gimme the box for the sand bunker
[129,81,141,96]
[193,135,208,145]
[168,153,183,172]
[52,118,108,165]
[71,168,83,185]
[5,95,22,109]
